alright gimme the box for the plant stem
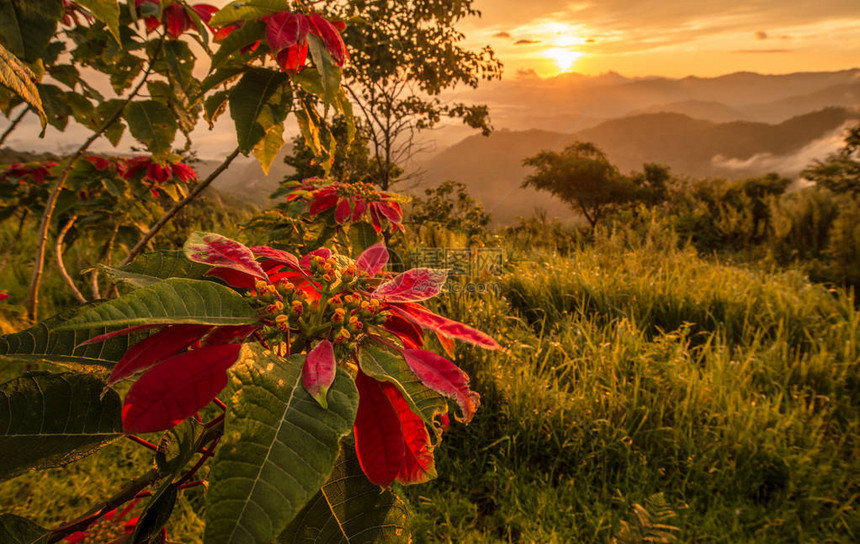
[55,214,87,304]
[121,146,241,266]
[0,106,28,147]
[48,467,160,543]
[25,38,164,321]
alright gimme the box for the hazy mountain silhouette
[416,107,859,225]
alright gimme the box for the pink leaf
[122,344,242,433]
[107,325,212,387]
[402,349,480,423]
[184,232,267,280]
[373,268,448,303]
[309,192,339,215]
[302,340,336,408]
[351,200,366,222]
[379,314,424,349]
[389,302,501,350]
[377,201,402,223]
[355,242,389,277]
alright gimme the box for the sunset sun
[545,47,583,72]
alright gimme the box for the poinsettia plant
[0,231,499,542]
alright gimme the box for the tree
[409,179,490,236]
[522,142,637,229]
[802,123,860,196]
[324,0,502,190]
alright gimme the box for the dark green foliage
[408,180,490,237]
[802,123,860,195]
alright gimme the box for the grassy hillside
[1,228,856,542]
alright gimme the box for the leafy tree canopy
[802,123,860,196]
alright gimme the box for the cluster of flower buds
[248,254,388,355]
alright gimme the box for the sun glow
[545,47,583,72]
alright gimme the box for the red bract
[288,180,406,234]
[354,371,435,487]
[254,10,346,72]
[0,292,8,302]
[122,156,197,196]
[123,343,242,433]
[136,0,217,38]
[0,161,58,185]
[107,233,498,487]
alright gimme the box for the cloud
[734,48,791,53]
[586,38,596,43]
[493,31,512,38]
[514,39,542,45]
[711,121,852,175]
[516,68,539,78]
[755,30,768,40]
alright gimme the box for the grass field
[1,228,858,542]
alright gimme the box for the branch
[55,215,87,304]
[120,146,241,266]
[26,37,165,321]
[0,106,29,147]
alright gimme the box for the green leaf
[0,372,123,482]
[209,0,287,27]
[163,40,194,92]
[76,0,121,44]
[253,123,285,175]
[155,419,205,479]
[229,68,291,154]
[358,342,447,427]
[204,89,230,128]
[0,43,46,129]
[0,0,63,63]
[0,514,50,544]
[346,222,382,255]
[278,444,411,544]
[130,483,177,544]
[306,34,341,112]
[204,344,359,544]
[125,100,178,160]
[37,83,70,130]
[116,250,212,282]
[0,303,153,370]
[55,278,258,330]
[210,19,265,71]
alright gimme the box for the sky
[460,0,860,78]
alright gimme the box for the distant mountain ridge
[416,107,859,225]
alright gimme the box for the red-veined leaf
[334,198,351,224]
[184,232,267,280]
[303,340,336,408]
[389,303,501,350]
[402,349,480,423]
[107,325,212,387]
[356,242,388,276]
[122,344,242,433]
[373,269,448,303]
[353,372,435,487]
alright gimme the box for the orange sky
[460,0,860,78]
